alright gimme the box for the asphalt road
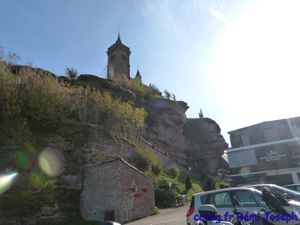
[125,205,189,225]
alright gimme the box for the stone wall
[80,159,154,223]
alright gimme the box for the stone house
[225,116,300,186]
[80,158,154,223]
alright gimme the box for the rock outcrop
[184,118,228,177]
[143,97,228,176]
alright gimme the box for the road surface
[125,205,188,225]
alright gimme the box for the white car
[186,187,300,225]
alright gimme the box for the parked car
[246,184,300,201]
[187,187,268,225]
[187,186,300,225]
[284,184,300,192]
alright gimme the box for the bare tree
[7,51,21,65]
[66,67,78,79]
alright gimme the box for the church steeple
[107,34,131,79]
[135,69,142,80]
[116,33,121,43]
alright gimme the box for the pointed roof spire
[135,68,142,80]
[107,31,130,54]
[116,32,122,44]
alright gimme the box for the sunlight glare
[211,0,300,125]
[38,148,65,177]
[0,172,17,195]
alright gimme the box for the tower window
[110,55,115,61]
[121,54,126,60]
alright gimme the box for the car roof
[285,184,300,187]
[246,184,276,187]
[193,187,261,197]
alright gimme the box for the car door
[232,190,263,214]
[209,191,234,219]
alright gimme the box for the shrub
[155,188,178,208]
[166,167,179,179]
[203,176,217,191]
[154,206,159,215]
[185,175,192,191]
[151,164,162,176]
[132,145,160,173]
[187,181,203,201]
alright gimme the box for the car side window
[201,194,211,204]
[234,191,258,207]
[213,192,233,207]
[253,193,267,207]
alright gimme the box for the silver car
[187,187,268,225]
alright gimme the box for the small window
[253,193,267,207]
[213,192,232,207]
[234,191,258,207]
[201,194,211,204]
[110,55,115,61]
[121,54,126,60]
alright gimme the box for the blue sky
[1,0,300,145]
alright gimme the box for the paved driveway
[125,205,188,225]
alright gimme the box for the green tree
[171,93,176,101]
[185,175,192,191]
[204,176,217,191]
[167,167,179,179]
[164,90,171,100]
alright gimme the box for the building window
[264,127,278,142]
[241,134,250,146]
[121,54,126,60]
[110,55,115,61]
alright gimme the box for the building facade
[226,116,300,186]
[107,34,131,79]
[80,158,154,223]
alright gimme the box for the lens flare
[0,172,17,195]
[38,148,65,177]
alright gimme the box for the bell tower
[107,34,131,79]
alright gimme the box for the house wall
[80,160,154,223]
[80,160,122,222]
[118,161,154,222]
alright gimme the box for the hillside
[0,62,227,224]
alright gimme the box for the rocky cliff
[1,65,228,224]
[142,96,228,176]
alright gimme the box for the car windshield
[271,185,300,197]
[251,185,300,198]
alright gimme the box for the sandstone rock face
[77,74,136,103]
[143,97,189,168]
[143,96,228,176]
[184,118,228,177]
[10,65,56,78]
